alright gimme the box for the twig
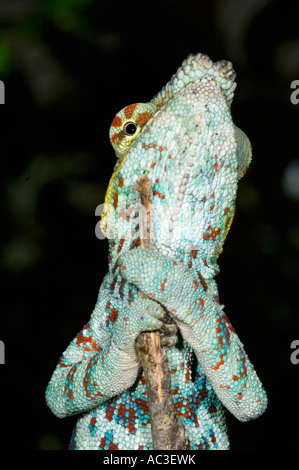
[134,175,186,450]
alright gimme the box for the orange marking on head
[111,116,122,128]
[111,131,124,145]
[124,103,137,119]
[136,111,153,126]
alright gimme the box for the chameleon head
[104,54,252,273]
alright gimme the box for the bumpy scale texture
[46,53,267,450]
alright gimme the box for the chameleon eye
[123,121,137,136]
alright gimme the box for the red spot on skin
[108,308,118,324]
[65,364,80,401]
[143,142,157,152]
[185,363,191,382]
[160,278,167,292]
[197,437,210,450]
[58,356,70,368]
[90,416,97,429]
[113,192,118,209]
[117,237,125,253]
[188,260,192,268]
[224,208,230,215]
[83,356,103,399]
[110,276,117,291]
[233,375,239,381]
[119,177,124,188]
[111,116,122,128]
[211,312,234,371]
[150,162,156,169]
[155,178,159,183]
[76,323,101,352]
[193,280,199,290]
[203,226,221,241]
[128,288,133,304]
[197,271,208,291]
[130,238,141,250]
[237,393,243,400]
[153,190,165,199]
[208,403,216,413]
[119,278,125,298]
[190,245,198,259]
[124,103,137,119]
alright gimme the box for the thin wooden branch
[134,175,186,450]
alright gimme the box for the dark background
[0,0,299,450]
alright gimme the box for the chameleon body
[46,53,267,450]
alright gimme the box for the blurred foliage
[0,0,299,451]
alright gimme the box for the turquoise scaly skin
[46,53,267,450]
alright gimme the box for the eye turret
[109,102,155,158]
[123,122,137,136]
